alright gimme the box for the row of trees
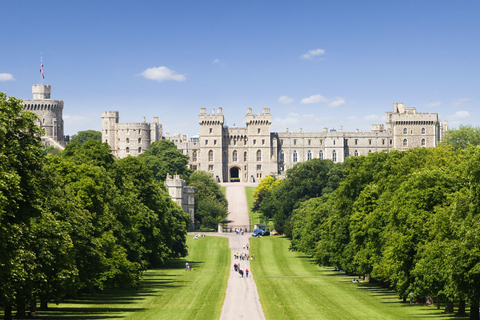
[0,93,220,319]
[254,126,480,320]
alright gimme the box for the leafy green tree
[139,140,192,182]
[252,175,281,212]
[70,130,102,145]
[439,125,480,150]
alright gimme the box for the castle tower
[165,174,195,228]
[199,108,225,182]
[245,108,274,181]
[102,111,119,153]
[23,84,67,148]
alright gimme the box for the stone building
[164,174,195,228]
[180,103,448,182]
[22,84,69,148]
[101,111,162,158]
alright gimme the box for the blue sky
[1,0,479,137]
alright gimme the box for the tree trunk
[444,300,454,313]
[436,296,440,309]
[29,297,37,317]
[456,299,467,317]
[4,305,12,320]
[470,299,479,320]
[16,303,26,319]
[40,299,48,310]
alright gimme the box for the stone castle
[164,174,195,226]
[102,103,448,183]
[22,84,69,148]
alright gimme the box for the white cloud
[300,48,325,60]
[328,98,345,108]
[364,114,383,122]
[453,98,472,106]
[278,95,294,104]
[427,101,441,107]
[0,73,14,81]
[212,59,221,64]
[140,66,186,82]
[301,94,328,104]
[452,111,470,119]
[274,113,301,127]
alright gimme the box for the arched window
[354,150,358,156]
[126,147,130,153]
[293,151,298,162]
[208,150,213,161]
[333,140,336,145]
[244,151,247,161]
[280,150,284,162]
[421,128,426,134]
[319,151,323,159]
[307,151,312,160]
[332,150,337,162]
[256,150,262,161]
[138,138,141,144]
[126,138,130,143]
[403,128,407,134]
[192,151,197,162]
[233,150,238,162]
[138,147,142,153]
[421,138,426,146]
[403,139,408,146]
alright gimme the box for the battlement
[199,108,224,125]
[245,108,272,125]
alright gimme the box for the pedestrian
[234,263,238,272]
[246,269,249,277]
[186,262,189,270]
[239,269,244,277]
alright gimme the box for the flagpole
[40,53,43,85]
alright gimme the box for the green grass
[250,236,468,320]
[220,186,226,197]
[14,236,230,320]
[245,186,274,230]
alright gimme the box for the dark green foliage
[70,130,102,145]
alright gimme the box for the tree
[70,130,102,145]
[439,125,480,150]
[139,140,192,182]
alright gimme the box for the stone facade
[164,174,195,228]
[101,111,162,158]
[22,84,69,148]
[174,103,448,182]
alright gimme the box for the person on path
[239,269,244,277]
[186,262,189,270]
[246,269,249,278]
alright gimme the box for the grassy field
[12,236,229,320]
[250,236,468,320]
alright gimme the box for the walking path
[218,182,265,320]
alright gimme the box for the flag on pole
[40,54,44,79]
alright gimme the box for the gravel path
[218,182,266,320]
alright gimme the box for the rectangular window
[320,139,323,145]
[253,140,256,145]
[308,140,311,145]
[355,139,358,145]
[262,139,265,145]
[281,140,283,145]
[369,139,372,145]
[258,128,261,134]
[382,139,385,145]
[205,140,208,145]
[214,140,217,145]
[257,165,262,171]
[294,139,297,145]
[390,139,393,145]
[208,165,214,171]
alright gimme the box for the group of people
[233,263,249,278]
[235,229,244,235]
[234,252,254,261]
[193,234,207,240]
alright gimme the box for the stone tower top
[32,84,51,100]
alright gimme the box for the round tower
[101,111,119,152]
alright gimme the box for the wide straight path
[218,182,265,320]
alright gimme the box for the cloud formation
[278,95,294,104]
[301,94,328,104]
[140,66,186,82]
[427,101,441,107]
[0,73,14,81]
[453,98,472,106]
[328,98,345,108]
[300,48,325,60]
[212,59,221,64]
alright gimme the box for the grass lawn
[245,186,274,230]
[12,236,229,320]
[250,236,468,320]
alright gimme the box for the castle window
[245,165,247,170]
[193,151,197,162]
[345,151,349,158]
[214,140,217,145]
[280,166,284,171]
[43,118,45,124]
[308,140,311,145]
[138,138,141,144]
[205,140,208,145]
[281,140,283,145]
[253,139,256,145]
[354,150,358,156]
[333,140,336,145]
[138,129,140,134]
[280,150,284,162]
[294,139,297,145]
[208,150,213,161]
[421,138,426,146]
[403,128,407,134]
[126,138,130,143]
[138,147,142,153]
[307,151,312,160]
[332,150,337,162]
[422,128,426,134]
[208,165,214,171]
[403,139,408,146]
[233,151,238,162]
[369,139,372,145]
[369,150,372,153]
[258,128,261,134]
[244,152,247,161]
[319,151,323,159]
[192,165,197,171]
[262,139,265,145]
[382,139,385,145]
[210,128,212,133]
[105,130,108,134]
[244,139,247,145]
[320,139,323,145]
[234,140,237,145]
[126,147,130,153]
[257,150,262,161]
[411,130,413,134]
[390,139,393,145]
[293,151,298,162]
[355,139,358,145]
[257,165,262,171]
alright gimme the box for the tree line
[0,93,227,319]
[253,125,480,320]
